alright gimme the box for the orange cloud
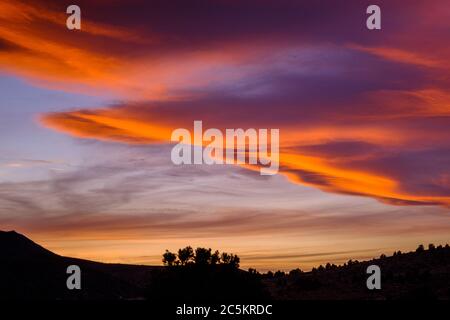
[0,0,279,100]
[40,105,450,207]
[40,109,173,143]
[349,44,449,69]
[2,0,449,207]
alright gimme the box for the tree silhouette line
[259,243,450,299]
[162,243,450,276]
[151,246,267,301]
[162,246,240,268]
[152,243,450,300]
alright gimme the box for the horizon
[3,229,447,273]
[0,0,449,273]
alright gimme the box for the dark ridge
[1,231,449,300]
[0,230,162,300]
[0,230,58,261]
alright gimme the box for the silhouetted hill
[146,264,270,301]
[1,231,449,300]
[0,230,162,300]
[263,245,450,300]
[0,230,57,260]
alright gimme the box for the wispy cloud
[1,0,449,269]
[3,0,443,206]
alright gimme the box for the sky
[0,0,449,271]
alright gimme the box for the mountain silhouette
[0,230,161,300]
[0,230,57,260]
[1,230,449,300]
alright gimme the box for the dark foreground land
[263,246,450,300]
[1,230,449,300]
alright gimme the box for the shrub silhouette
[178,246,194,265]
[162,250,177,266]
[248,268,260,275]
[274,270,285,277]
[289,268,302,276]
[416,244,425,252]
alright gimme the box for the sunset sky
[0,0,449,271]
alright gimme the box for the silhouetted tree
[274,270,285,277]
[151,249,268,301]
[228,254,240,268]
[194,247,212,265]
[163,246,241,269]
[248,268,259,275]
[221,252,231,264]
[162,250,177,266]
[428,243,436,251]
[178,246,194,265]
[211,250,220,265]
[416,244,425,252]
[289,268,302,276]
[380,254,387,259]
